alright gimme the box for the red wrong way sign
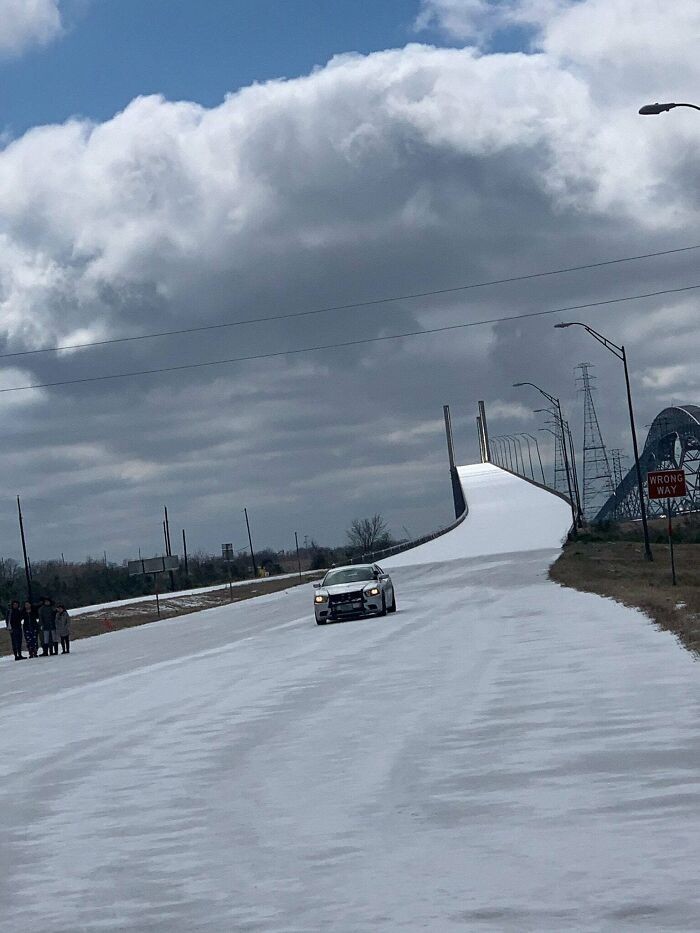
[647,469,687,500]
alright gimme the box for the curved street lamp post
[514,382,580,530]
[493,436,510,470]
[564,419,583,522]
[639,102,700,115]
[517,433,535,481]
[504,435,517,472]
[505,434,526,475]
[497,437,510,471]
[524,432,546,485]
[554,322,653,560]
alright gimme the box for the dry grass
[0,574,322,656]
[550,540,700,657]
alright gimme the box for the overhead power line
[0,243,698,361]
[1,281,698,395]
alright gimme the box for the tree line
[0,514,399,609]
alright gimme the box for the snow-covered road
[1,464,699,931]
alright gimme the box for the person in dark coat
[5,600,25,660]
[22,601,39,658]
[55,604,71,654]
[38,598,57,656]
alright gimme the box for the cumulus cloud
[0,0,699,558]
[416,0,566,43]
[0,0,63,58]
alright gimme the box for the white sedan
[313,563,397,625]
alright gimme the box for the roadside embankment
[550,539,700,657]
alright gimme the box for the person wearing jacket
[55,604,71,654]
[5,600,25,660]
[38,598,57,656]
[22,601,39,658]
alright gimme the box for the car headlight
[364,586,380,597]
[314,593,328,604]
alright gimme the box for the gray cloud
[0,3,698,561]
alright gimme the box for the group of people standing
[5,597,72,660]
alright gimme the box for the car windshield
[323,567,375,586]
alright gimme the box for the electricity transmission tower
[537,406,568,494]
[610,448,627,489]
[577,363,614,520]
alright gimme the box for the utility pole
[244,508,258,578]
[17,496,33,603]
[182,528,189,578]
[163,506,175,590]
[295,531,303,582]
[564,420,584,526]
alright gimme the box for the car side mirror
[312,582,322,588]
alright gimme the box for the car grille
[328,590,364,608]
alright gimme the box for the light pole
[524,433,546,485]
[491,436,505,468]
[554,322,653,560]
[517,433,535,480]
[563,419,583,523]
[493,434,513,470]
[503,435,517,471]
[496,436,512,471]
[514,382,579,530]
[506,434,526,475]
[639,101,700,115]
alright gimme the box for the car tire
[387,592,397,613]
[316,618,326,625]
[378,594,387,617]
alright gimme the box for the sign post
[128,555,180,617]
[222,544,234,600]
[647,470,687,586]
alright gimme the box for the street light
[554,321,653,560]
[514,382,579,530]
[516,433,535,481]
[502,435,517,471]
[524,433,547,485]
[639,101,700,115]
[562,418,583,523]
[535,408,582,516]
[494,436,510,470]
[505,434,526,475]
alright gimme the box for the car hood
[322,582,373,596]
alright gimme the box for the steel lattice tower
[539,407,568,494]
[610,448,627,489]
[577,363,614,520]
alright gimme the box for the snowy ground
[1,465,699,931]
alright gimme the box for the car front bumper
[315,595,382,622]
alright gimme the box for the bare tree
[346,514,391,555]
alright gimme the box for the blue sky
[2,0,441,135]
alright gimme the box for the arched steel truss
[596,405,700,521]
